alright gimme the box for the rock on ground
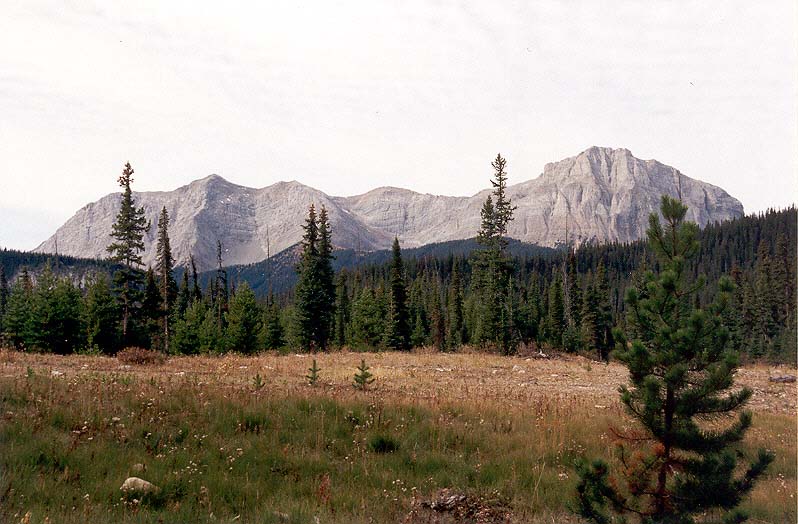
[120,476,159,495]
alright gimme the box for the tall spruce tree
[155,206,177,351]
[294,204,336,351]
[447,261,465,349]
[107,162,148,344]
[473,153,517,353]
[576,196,773,524]
[214,241,229,327]
[316,206,336,349]
[384,238,410,350]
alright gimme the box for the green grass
[0,371,794,523]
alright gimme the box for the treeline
[0,248,115,283]
[0,160,794,363]
[320,206,795,361]
[211,237,555,296]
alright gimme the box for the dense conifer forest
[1,196,794,362]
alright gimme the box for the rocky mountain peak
[35,147,744,270]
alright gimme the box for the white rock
[120,476,159,494]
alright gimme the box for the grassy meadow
[0,349,795,523]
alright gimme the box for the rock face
[36,147,744,270]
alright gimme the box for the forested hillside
[207,238,556,296]
[0,248,115,282]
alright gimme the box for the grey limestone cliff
[36,147,744,269]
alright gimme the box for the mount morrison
[36,147,744,270]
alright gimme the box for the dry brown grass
[2,349,794,416]
[0,346,16,363]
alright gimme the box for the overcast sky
[1,1,796,250]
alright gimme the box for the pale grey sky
[1,1,796,250]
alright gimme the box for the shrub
[368,434,399,453]
[117,347,166,365]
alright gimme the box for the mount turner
[36,147,743,270]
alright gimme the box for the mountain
[36,147,744,270]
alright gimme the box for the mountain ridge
[35,147,744,270]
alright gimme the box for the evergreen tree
[429,277,446,351]
[353,359,375,391]
[576,196,773,524]
[446,261,465,349]
[214,241,229,327]
[384,238,410,350]
[579,287,597,353]
[593,262,614,361]
[172,301,205,354]
[0,265,8,331]
[176,270,191,317]
[3,275,33,348]
[30,266,83,354]
[225,282,260,354]
[294,204,320,350]
[546,274,565,347]
[261,296,285,349]
[306,359,321,386]
[566,254,582,327]
[473,153,517,352]
[751,241,776,357]
[410,307,427,348]
[190,255,202,302]
[19,267,32,293]
[497,277,519,354]
[316,206,336,349]
[142,267,161,348]
[489,154,516,244]
[82,272,119,353]
[198,303,224,353]
[294,205,336,351]
[772,233,794,326]
[155,207,177,351]
[350,287,384,348]
[723,264,745,353]
[334,272,349,347]
[106,162,148,344]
